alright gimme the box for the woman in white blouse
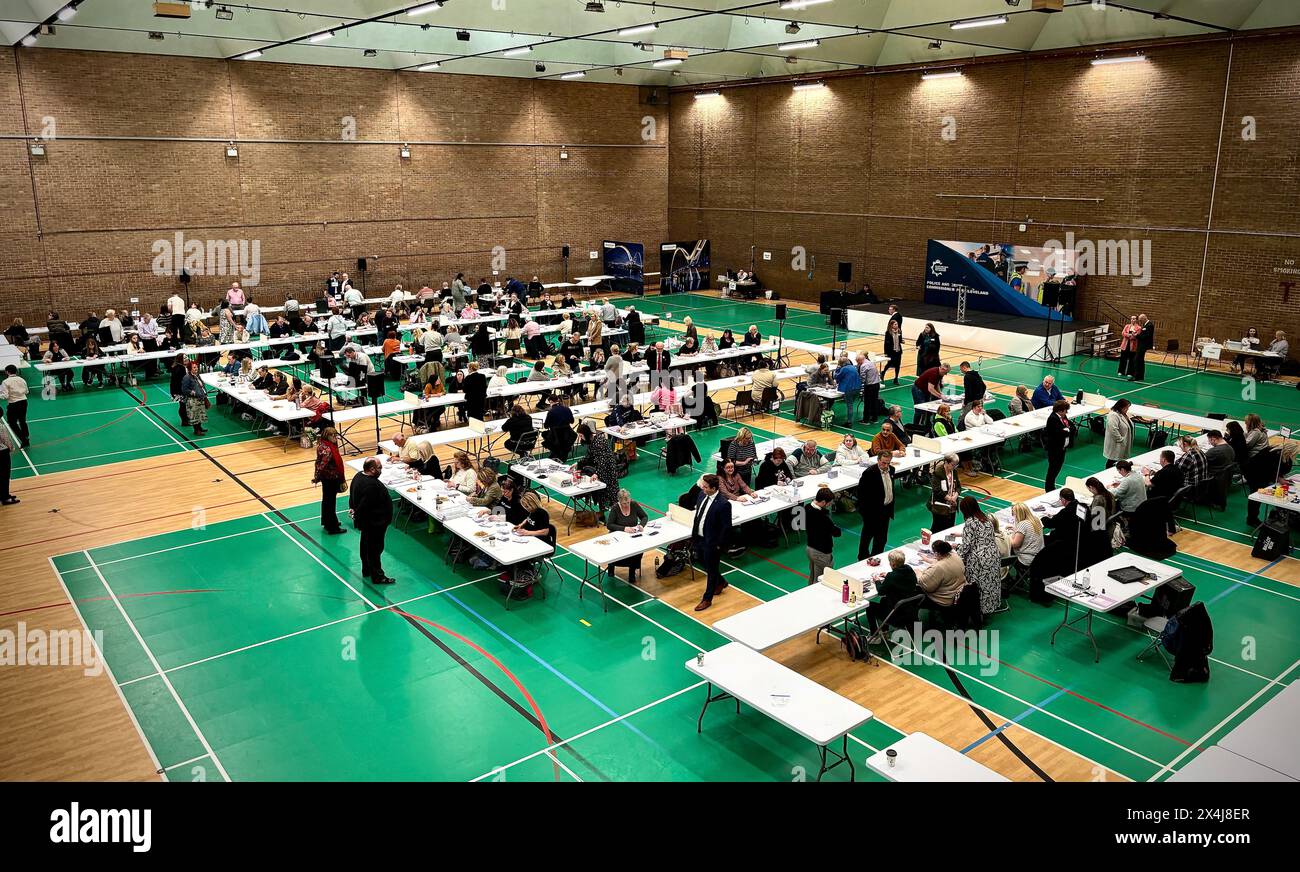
[448,452,477,494]
[835,434,866,466]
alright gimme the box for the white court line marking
[1148,658,1300,781]
[3,418,38,476]
[1162,556,1300,604]
[131,402,191,451]
[263,511,380,611]
[162,753,212,774]
[471,681,706,781]
[83,550,232,782]
[116,574,498,687]
[46,555,166,778]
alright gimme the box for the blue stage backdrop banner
[923,240,1072,321]
[603,240,645,294]
[659,240,711,294]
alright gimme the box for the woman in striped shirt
[727,427,758,484]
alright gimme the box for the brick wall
[669,34,1300,349]
[0,48,667,325]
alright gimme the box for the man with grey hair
[792,439,830,477]
[868,549,920,625]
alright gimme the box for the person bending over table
[911,364,949,426]
[605,488,650,585]
[389,433,440,477]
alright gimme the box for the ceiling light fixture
[363,49,377,57]
[951,15,1007,30]
[778,39,819,51]
[619,24,657,36]
[921,69,962,80]
[652,58,682,67]
[560,70,586,79]
[792,81,825,91]
[238,50,263,60]
[1091,53,1146,65]
[308,30,334,43]
[585,1,606,11]
[407,1,443,15]
[535,62,547,72]
[502,45,532,56]
[785,22,801,35]
[455,29,470,40]
[779,0,833,9]
[20,34,37,47]
[56,4,78,22]
[417,61,441,71]
[215,6,234,21]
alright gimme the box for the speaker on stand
[357,257,368,295]
[179,268,192,308]
[837,260,852,292]
[367,372,387,454]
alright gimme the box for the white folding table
[866,733,1009,782]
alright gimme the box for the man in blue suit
[692,474,732,612]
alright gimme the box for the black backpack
[1148,428,1169,450]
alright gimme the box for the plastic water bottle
[841,580,850,604]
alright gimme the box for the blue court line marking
[1206,555,1285,606]
[960,686,1071,755]
[430,581,659,746]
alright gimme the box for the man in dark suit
[349,457,395,585]
[692,474,732,612]
[887,304,902,335]
[647,342,672,381]
[1043,399,1074,492]
[857,452,897,559]
[1132,314,1154,381]
[463,361,489,421]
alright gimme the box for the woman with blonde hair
[727,426,758,483]
[1009,502,1044,568]
[932,403,956,438]
[587,311,603,349]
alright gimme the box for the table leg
[695,683,737,733]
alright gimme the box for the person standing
[180,361,208,436]
[349,456,395,585]
[1044,399,1075,492]
[692,474,732,612]
[881,320,904,386]
[1102,398,1133,468]
[804,488,841,585]
[312,426,347,535]
[2,365,30,449]
[857,451,896,559]
[957,361,986,426]
[833,355,861,425]
[1131,314,1154,381]
[1117,315,1141,377]
[166,291,186,336]
[857,353,882,424]
[927,454,961,533]
[0,423,16,504]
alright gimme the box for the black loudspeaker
[775,303,787,321]
[366,373,386,401]
[357,257,368,273]
[179,269,191,285]
[837,261,852,283]
[562,245,570,259]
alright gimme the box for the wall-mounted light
[694,90,722,100]
[56,3,78,22]
[363,49,377,57]
[792,81,825,91]
[225,142,239,157]
[29,140,46,156]
[560,148,569,160]
[921,69,963,80]
[21,34,37,47]
[1091,53,1146,66]
[400,144,412,159]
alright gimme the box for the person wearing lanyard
[1044,399,1074,492]
[691,474,732,612]
[927,453,961,533]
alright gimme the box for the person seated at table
[916,539,966,611]
[297,386,333,430]
[488,364,511,393]
[536,291,556,312]
[525,360,550,384]
[809,361,832,388]
[1006,385,1033,418]
[445,452,476,494]
[438,299,455,321]
[700,334,717,355]
[604,488,649,585]
[836,433,866,465]
[557,312,575,339]
[1031,375,1064,409]
[541,396,577,461]
[1224,420,1249,469]
[740,325,762,347]
[623,342,643,364]
[495,476,527,525]
[512,491,552,555]
[791,440,830,477]
[678,335,700,356]
[558,334,584,372]
[560,291,577,309]
[607,396,642,430]
[883,406,912,446]
[717,459,754,501]
[43,342,74,390]
[750,358,776,394]
[78,335,108,387]
[388,433,439,476]
[1147,449,1182,500]
[1243,414,1269,460]
[468,466,503,509]
[717,329,735,350]
[870,421,906,457]
[1110,460,1147,518]
[584,346,607,375]
[502,404,536,455]
[1259,330,1290,379]
[1204,430,1236,485]
[931,403,956,438]
[755,446,795,488]
[1176,435,1207,488]
[868,550,921,625]
[1008,502,1044,572]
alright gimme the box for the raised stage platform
[846,302,1103,359]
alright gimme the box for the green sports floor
[27,293,1300,781]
